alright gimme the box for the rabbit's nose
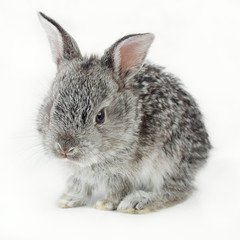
[56,143,75,158]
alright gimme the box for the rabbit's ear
[103,33,154,87]
[38,12,82,67]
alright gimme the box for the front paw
[57,194,87,208]
[117,193,153,214]
[93,199,118,211]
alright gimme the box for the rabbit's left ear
[38,12,82,68]
[102,33,154,88]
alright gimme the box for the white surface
[0,0,239,239]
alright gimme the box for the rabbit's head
[37,12,154,166]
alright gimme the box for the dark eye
[95,109,105,124]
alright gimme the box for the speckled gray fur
[37,12,211,213]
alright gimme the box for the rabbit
[37,12,211,214]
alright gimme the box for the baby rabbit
[37,12,211,214]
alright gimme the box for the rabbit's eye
[96,109,105,124]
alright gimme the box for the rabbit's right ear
[38,12,82,68]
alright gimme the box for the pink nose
[63,147,75,158]
[56,143,75,157]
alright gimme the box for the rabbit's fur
[37,12,211,214]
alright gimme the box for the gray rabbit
[37,12,211,214]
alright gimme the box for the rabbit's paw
[117,191,156,214]
[56,194,87,208]
[93,200,117,211]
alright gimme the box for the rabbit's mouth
[53,151,77,161]
[51,141,100,166]
[60,153,76,161]
[53,142,80,161]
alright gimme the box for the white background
[0,0,239,239]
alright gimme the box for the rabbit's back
[133,63,211,170]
